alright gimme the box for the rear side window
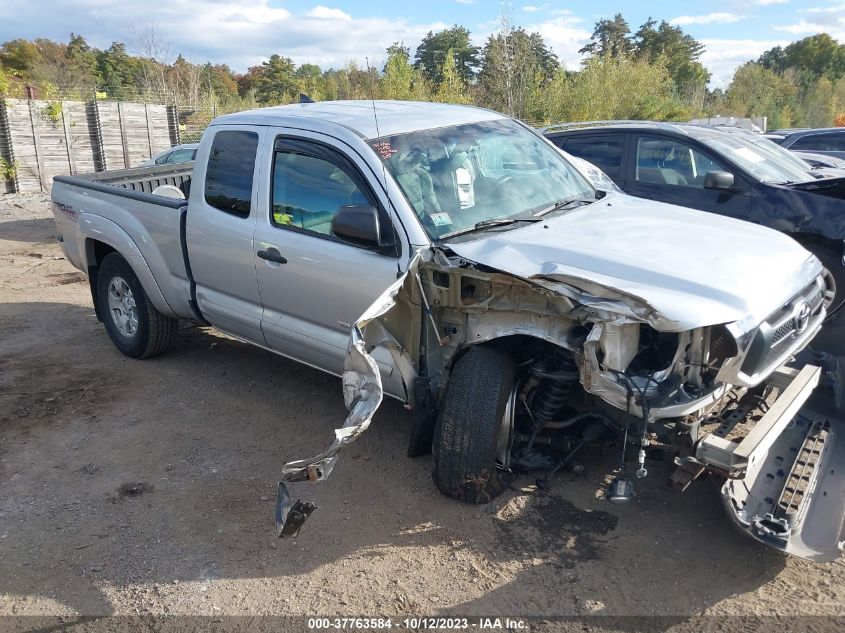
[204,130,259,218]
[167,148,196,164]
[562,135,625,180]
[791,132,845,152]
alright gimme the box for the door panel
[185,127,264,342]
[625,134,751,219]
[255,235,399,372]
[254,136,403,385]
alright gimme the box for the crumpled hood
[446,193,823,332]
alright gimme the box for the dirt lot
[1,192,844,621]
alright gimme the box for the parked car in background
[765,128,845,160]
[543,121,845,324]
[137,143,199,167]
[794,151,845,172]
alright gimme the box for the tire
[96,253,178,359]
[432,345,516,504]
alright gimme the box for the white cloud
[772,20,822,33]
[753,0,788,5]
[670,12,743,26]
[305,6,351,20]
[0,0,448,72]
[522,4,550,13]
[525,15,591,71]
[804,2,845,11]
[699,38,789,88]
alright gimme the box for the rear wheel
[432,345,516,504]
[96,253,178,358]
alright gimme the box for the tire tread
[432,345,515,504]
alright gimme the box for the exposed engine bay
[276,248,843,561]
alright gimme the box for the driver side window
[271,150,370,236]
[635,137,726,189]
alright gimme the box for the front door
[625,135,752,220]
[253,135,405,380]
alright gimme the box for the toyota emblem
[793,302,811,333]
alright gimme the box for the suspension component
[529,349,579,426]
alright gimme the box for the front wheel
[96,253,178,359]
[432,345,516,504]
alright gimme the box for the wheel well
[85,240,118,322]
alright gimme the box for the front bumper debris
[705,364,845,561]
[274,266,414,537]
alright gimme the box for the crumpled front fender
[275,257,418,537]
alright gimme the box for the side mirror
[704,170,735,190]
[332,204,382,250]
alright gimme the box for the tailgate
[696,365,845,561]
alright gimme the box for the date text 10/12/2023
[307,617,528,630]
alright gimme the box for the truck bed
[51,163,197,322]
[55,163,193,198]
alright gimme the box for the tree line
[1,14,843,128]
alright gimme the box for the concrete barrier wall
[0,98,178,193]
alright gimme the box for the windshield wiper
[439,216,540,240]
[534,197,595,217]
[473,217,542,230]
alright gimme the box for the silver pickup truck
[51,101,844,561]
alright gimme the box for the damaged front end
[274,249,844,561]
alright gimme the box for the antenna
[365,57,403,275]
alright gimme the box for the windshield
[373,118,595,239]
[706,131,815,184]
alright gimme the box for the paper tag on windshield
[733,147,765,164]
[430,212,453,227]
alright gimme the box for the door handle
[257,248,287,264]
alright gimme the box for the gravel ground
[1,192,844,623]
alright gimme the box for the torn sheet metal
[275,256,419,537]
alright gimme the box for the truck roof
[211,100,505,139]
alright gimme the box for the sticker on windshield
[430,212,453,227]
[371,141,398,160]
[733,147,765,164]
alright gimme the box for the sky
[2,0,843,88]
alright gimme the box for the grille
[741,276,827,378]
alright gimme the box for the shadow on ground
[0,301,791,618]
[0,217,58,244]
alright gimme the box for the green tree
[96,42,138,97]
[202,63,239,101]
[0,39,43,77]
[478,26,555,120]
[633,18,709,104]
[66,33,99,80]
[253,54,298,104]
[725,62,798,129]
[382,43,417,100]
[414,26,479,84]
[434,49,469,104]
[543,54,685,123]
[294,63,325,101]
[579,14,633,58]
[759,34,845,83]
[801,77,836,127]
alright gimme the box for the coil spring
[530,350,579,425]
